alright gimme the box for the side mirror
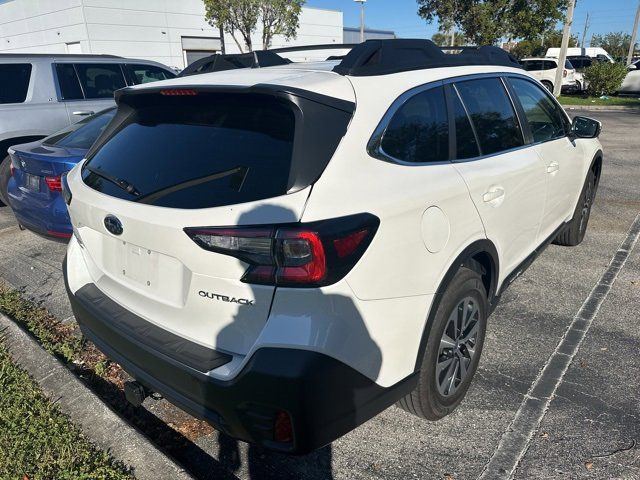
[570,116,601,139]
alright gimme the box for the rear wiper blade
[135,166,248,205]
[84,165,141,197]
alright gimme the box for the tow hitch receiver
[124,380,149,407]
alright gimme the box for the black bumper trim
[75,283,231,372]
[63,257,418,453]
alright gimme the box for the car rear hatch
[66,83,354,358]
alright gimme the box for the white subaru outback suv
[62,40,603,454]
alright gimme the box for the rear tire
[398,266,488,420]
[0,155,10,207]
[554,169,597,246]
[541,80,553,92]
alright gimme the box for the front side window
[542,60,557,70]
[454,78,524,156]
[0,63,32,104]
[521,60,542,71]
[380,86,449,163]
[509,77,569,143]
[125,64,175,85]
[74,63,126,99]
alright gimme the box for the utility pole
[450,25,455,46]
[355,0,366,43]
[553,0,576,97]
[627,0,640,65]
[581,12,590,48]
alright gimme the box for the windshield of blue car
[43,108,116,149]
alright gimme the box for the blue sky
[306,0,638,45]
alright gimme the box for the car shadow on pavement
[211,205,383,479]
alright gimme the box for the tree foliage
[431,31,466,46]
[583,62,629,96]
[510,30,577,59]
[591,32,638,62]
[203,0,304,52]
[417,0,569,46]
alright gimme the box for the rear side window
[125,64,175,85]
[54,109,116,149]
[521,60,542,71]
[380,86,449,163]
[509,78,569,143]
[74,64,126,99]
[451,91,480,160]
[454,78,524,156]
[83,94,296,209]
[0,64,32,104]
[55,64,84,100]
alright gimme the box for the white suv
[520,57,579,93]
[62,40,603,454]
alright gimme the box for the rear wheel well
[414,240,499,371]
[467,251,496,301]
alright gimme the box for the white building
[0,0,349,70]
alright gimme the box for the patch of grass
[558,95,640,107]
[0,284,81,362]
[0,341,133,480]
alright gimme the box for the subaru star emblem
[104,215,123,236]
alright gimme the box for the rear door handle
[546,161,560,173]
[482,186,505,204]
[72,110,94,116]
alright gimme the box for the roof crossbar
[332,39,521,76]
[179,50,291,77]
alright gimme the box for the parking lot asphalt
[0,109,638,480]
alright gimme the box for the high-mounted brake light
[45,176,62,192]
[184,214,379,287]
[159,89,198,96]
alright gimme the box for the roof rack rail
[269,43,358,54]
[179,50,291,77]
[332,39,521,76]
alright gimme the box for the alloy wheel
[579,178,594,235]
[436,296,481,397]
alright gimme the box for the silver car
[619,60,640,95]
[0,53,176,205]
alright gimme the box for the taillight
[45,176,62,192]
[184,213,379,287]
[563,69,568,78]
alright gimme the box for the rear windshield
[44,108,116,148]
[82,95,296,209]
[0,64,32,104]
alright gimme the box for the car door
[448,77,547,280]
[506,76,584,241]
[54,63,120,123]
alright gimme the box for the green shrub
[583,62,629,96]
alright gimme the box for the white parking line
[478,213,640,480]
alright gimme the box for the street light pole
[355,0,366,43]
[627,0,640,65]
[553,0,576,97]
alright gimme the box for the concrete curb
[562,104,640,111]
[0,312,194,480]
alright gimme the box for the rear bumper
[63,257,417,454]
[7,178,72,240]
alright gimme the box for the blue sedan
[7,108,115,241]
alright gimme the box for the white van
[546,47,614,63]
